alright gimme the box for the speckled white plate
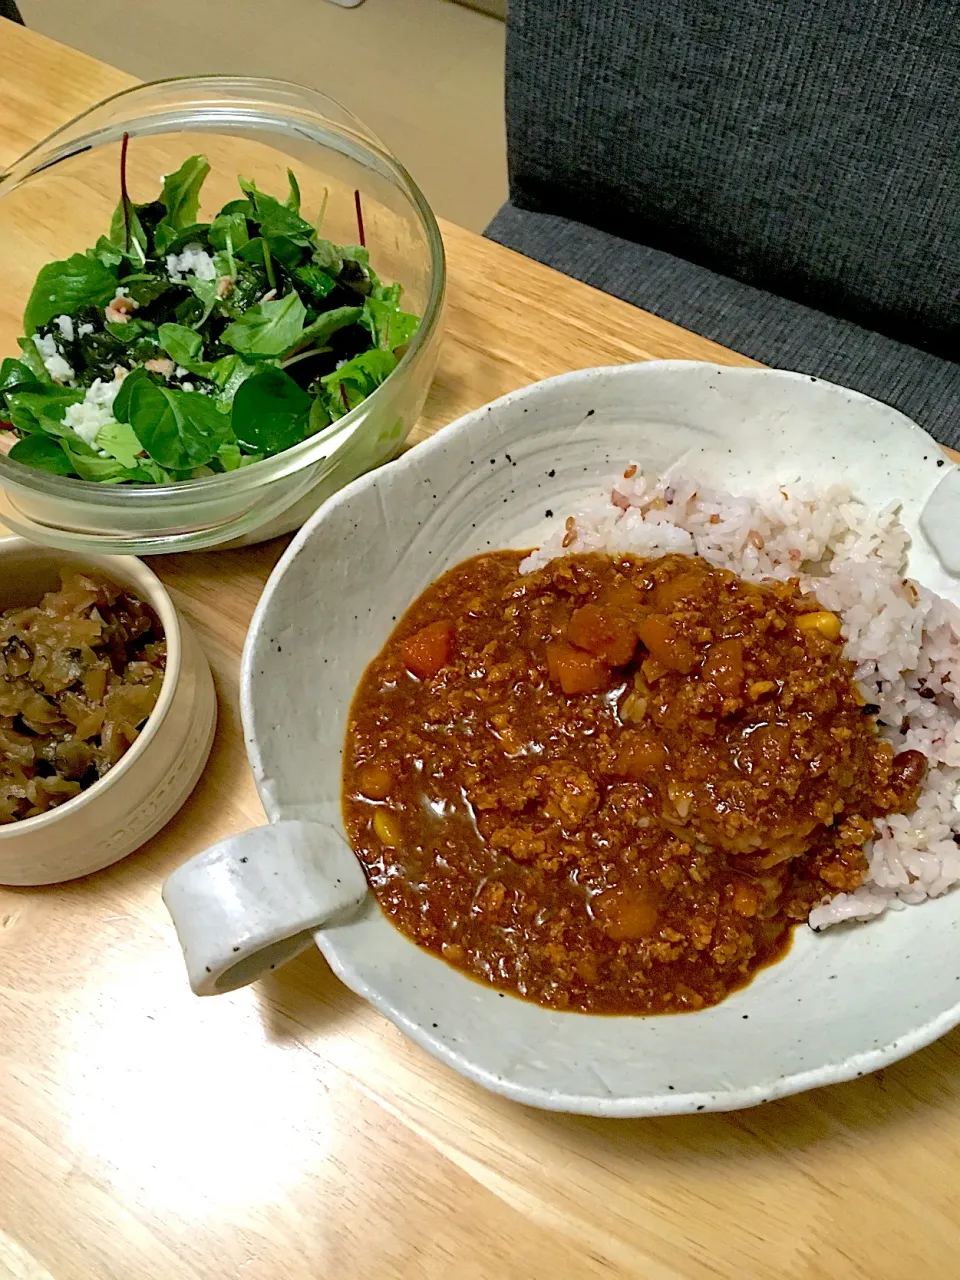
[165,361,960,1115]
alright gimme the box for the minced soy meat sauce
[342,551,927,1014]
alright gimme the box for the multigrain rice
[520,469,960,929]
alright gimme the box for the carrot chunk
[546,642,610,695]
[637,613,696,674]
[615,733,667,779]
[400,620,455,679]
[567,603,637,666]
[700,637,744,696]
[593,885,660,940]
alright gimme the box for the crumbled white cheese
[114,286,130,298]
[174,366,188,378]
[62,377,123,448]
[33,333,57,358]
[33,333,75,384]
[55,314,75,343]
[165,244,216,283]
[180,381,195,392]
[78,322,95,337]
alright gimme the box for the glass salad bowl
[0,77,445,554]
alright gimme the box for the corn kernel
[747,680,776,700]
[358,762,394,800]
[796,610,841,640]
[373,809,402,846]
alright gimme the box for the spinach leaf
[158,155,211,233]
[221,290,306,356]
[285,169,301,214]
[92,236,126,269]
[154,221,211,257]
[238,178,315,245]
[291,262,336,302]
[64,445,141,484]
[208,354,261,401]
[312,239,343,274]
[7,433,76,475]
[308,395,331,436]
[209,211,250,252]
[119,275,179,309]
[283,304,362,357]
[215,440,244,471]
[0,358,39,395]
[126,378,231,470]
[5,387,83,432]
[340,245,371,270]
[111,366,149,424]
[361,297,419,352]
[95,419,145,468]
[231,367,311,453]
[372,280,403,307]
[185,276,220,329]
[105,318,157,345]
[158,322,203,366]
[108,200,148,265]
[321,348,397,417]
[131,457,175,484]
[219,197,255,219]
[23,253,118,334]
[15,338,53,385]
[235,234,304,276]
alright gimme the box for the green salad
[0,144,419,484]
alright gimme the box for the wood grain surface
[1,21,958,1280]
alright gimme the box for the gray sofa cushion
[486,201,960,450]
[504,0,959,360]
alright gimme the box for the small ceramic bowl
[0,537,216,885]
[163,362,960,1116]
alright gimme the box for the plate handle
[162,820,369,995]
[920,466,960,574]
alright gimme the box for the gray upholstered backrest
[505,0,959,357]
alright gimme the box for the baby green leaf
[64,446,142,483]
[207,354,262,401]
[7,433,76,475]
[291,262,336,302]
[160,155,211,231]
[154,221,212,257]
[16,338,53,385]
[92,235,126,269]
[215,440,244,471]
[105,318,157,345]
[95,419,144,469]
[231,367,311,453]
[209,211,250,252]
[108,200,148,265]
[158,322,203,366]
[111,366,149,424]
[238,177,315,244]
[221,290,306,356]
[285,169,301,214]
[5,387,83,432]
[23,253,118,334]
[361,297,420,352]
[0,358,39,395]
[312,239,343,274]
[321,348,397,418]
[283,304,362,357]
[185,277,220,329]
[127,378,231,470]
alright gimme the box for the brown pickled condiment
[0,572,165,824]
[342,552,926,1015]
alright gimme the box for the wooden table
[2,22,959,1280]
